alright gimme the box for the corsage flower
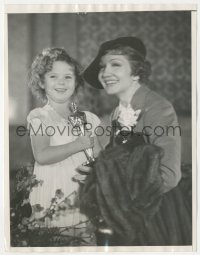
[117,103,141,131]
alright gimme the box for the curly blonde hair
[28,48,84,102]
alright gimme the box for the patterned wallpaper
[76,12,191,116]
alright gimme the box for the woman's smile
[103,79,119,86]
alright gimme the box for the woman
[78,37,191,246]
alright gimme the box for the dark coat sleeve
[143,92,181,193]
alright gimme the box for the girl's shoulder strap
[27,106,50,126]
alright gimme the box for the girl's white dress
[27,103,100,243]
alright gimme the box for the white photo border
[3,3,198,253]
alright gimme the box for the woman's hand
[76,165,92,175]
[75,131,94,151]
[73,165,93,184]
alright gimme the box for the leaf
[32,204,44,213]
[21,217,29,225]
[51,197,57,204]
[21,203,32,218]
[55,189,64,199]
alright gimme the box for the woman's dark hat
[83,37,146,89]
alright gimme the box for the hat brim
[83,55,104,89]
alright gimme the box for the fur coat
[79,132,164,244]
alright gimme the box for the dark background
[8,12,192,169]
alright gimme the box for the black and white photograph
[5,4,196,251]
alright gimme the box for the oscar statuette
[68,102,95,167]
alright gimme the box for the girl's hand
[76,131,94,151]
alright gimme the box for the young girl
[27,47,101,243]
